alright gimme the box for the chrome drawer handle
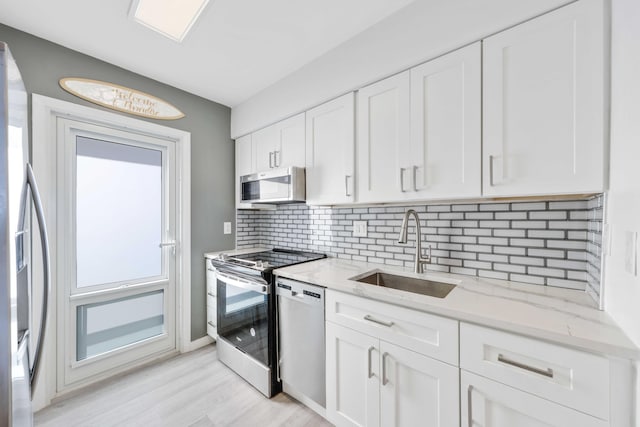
[497,354,554,378]
[364,314,394,328]
[399,168,407,192]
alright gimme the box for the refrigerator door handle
[25,163,51,396]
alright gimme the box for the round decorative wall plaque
[59,77,185,120]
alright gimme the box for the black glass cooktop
[230,248,325,270]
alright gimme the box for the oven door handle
[216,271,270,295]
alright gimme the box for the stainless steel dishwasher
[276,277,325,409]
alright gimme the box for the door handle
[274,151,280,167]
[467,384,473,427]
[269,151,274,168]
[399,168,407,192]
[159,241,177,255]
[345,175,352,197]
[21,163,51,396]
[367,346,375,379]
[382,352,389,386]
[413,165,419,191]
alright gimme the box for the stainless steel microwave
[240,166,306,204]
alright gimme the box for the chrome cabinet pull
[345,175,352,197]
[382,352,389,386]
[497,354,554,378]
[399,168,407,192]
[367,346,375,379]
[489,155,495,186]
[274,150,281,167]
[413,165,418,191]
[364,314,394,328]
[269,151,274,168]
[467,384,473,427]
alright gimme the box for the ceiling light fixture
[129,0,210,43]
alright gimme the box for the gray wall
[0,23,235,341]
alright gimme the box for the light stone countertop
[272,257,639,359]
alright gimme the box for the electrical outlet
[224,222,232,235]
[353,221,368,237]
[624,231,637,276]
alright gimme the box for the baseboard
[183,335,214,352]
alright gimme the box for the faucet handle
[421,245,432,262]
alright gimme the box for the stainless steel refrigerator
[0,42,51,427]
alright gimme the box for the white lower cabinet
[205,260,217,339]
[326,322,379,427]
[379,340,459,427]
[325,291,460,427]
[462,371,607,427]
[326,322,459,427]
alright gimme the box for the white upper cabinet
[235,134,254,209]
[409,42,482,200]
[356,43,482,205]
[482,0,605,197]
[305,93,355,205]
[356,71,411,204]
[253,113,306,171]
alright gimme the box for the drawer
[207,302,217,339]
[206,267,216,296]
[326,290,458,365]
[460,323,609,420]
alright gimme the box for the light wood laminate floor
[35,344,333,427]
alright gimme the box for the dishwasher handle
[276,278,324,307]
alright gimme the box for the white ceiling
[0,0,415,106]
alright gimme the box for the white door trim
[31,94,192,409]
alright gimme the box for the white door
[461,371,607,427]
[356,71,411,203]
[57,118,177,387]
[380,341,459,427]
[482,0,605,197]
[326,322,380,427]
[409,42,481,200]
[305,93,355,205]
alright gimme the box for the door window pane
[76,136,162,287]
[76,290,164,361]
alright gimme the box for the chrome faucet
[398,209,432,274]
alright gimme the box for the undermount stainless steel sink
[351,271,456,299]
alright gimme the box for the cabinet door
[235,134,254,209]
[252,113,306,171]
[356,71,411,203]
[252,122,278,171]
[483,0,605,197]
[380,341,459,427]
[409,42,481,200]
[326,322,380,427]
[305,93,355,205]
[277,113,306,168]
[461,371,607,427]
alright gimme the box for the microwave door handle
[25,163,51,396]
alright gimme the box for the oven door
[216,268,271,366]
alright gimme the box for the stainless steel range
[210,249,325,397]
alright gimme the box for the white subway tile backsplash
[237,196,603,297]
